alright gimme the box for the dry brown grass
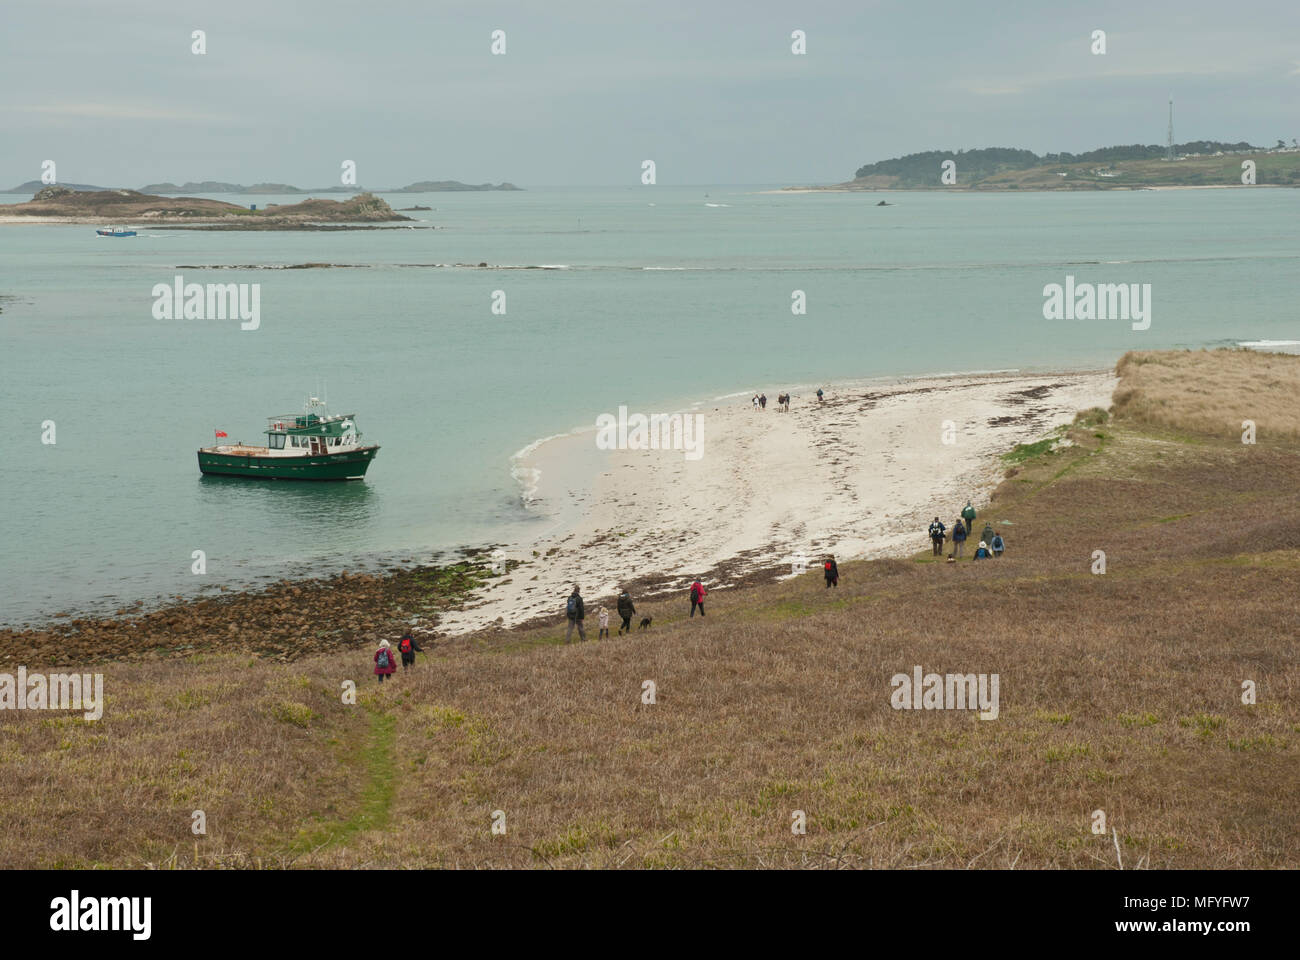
[1113,348,1300,439]
[2,350,1297,869]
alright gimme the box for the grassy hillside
[3,349,1297,868]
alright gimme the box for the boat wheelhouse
[197,398,379,480]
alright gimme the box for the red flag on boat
[214,430,228,438]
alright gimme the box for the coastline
[432,368,1116,635]
[0,366,1116,655]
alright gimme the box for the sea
[2,184,1297,625]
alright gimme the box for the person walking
[759,393,767,410]
[564,584,586,643]
[961,500,977,534]
[616,588,636,635]
[991,532,1005,557]
[374,639,397,683]
[597,606,610,640]
[928,516,946,557]
[398,630,423,670]
[980,521,995,547]
[824,556,839,588]
[973,540,992,560]
[689,578,707,617]
[816,388,824,402]
[951,519,968,558]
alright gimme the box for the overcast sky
[3,0,1298,188]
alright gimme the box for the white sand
[431,371,1116,635]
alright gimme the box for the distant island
[0,186,414,230]
[3,179,521,194]
[783,141,1300,191]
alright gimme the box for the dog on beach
[638,616,653,630]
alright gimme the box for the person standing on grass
[398,630,423,670]
[597,606,610,640]
[617,588,636,635]
[928,517,946,556]
[991,532,1005,557]
[973,540,992,560]
[824,556,839,588]
[962,500,977,534]
[980,521,995,546]
[564,584,586,643]
[689,578,707,617]
[374,639,396,683]
[951,519,967,558]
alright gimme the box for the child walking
[597,606,610,640]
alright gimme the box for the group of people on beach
[370,578,712,678]
[927,499,1005,561]
[752,392,793,412]
[562,578,708,642]
[371,499,992,679]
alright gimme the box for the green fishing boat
[197,398,379,480]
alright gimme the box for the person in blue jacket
[991,532,1005,557]
[951,519,967,558]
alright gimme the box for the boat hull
[197,446,378,480]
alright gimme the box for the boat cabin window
[269,433,286,449]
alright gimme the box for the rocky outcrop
[5,188,413,228]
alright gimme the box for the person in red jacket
[374,639,397,683]
[689,579,706,617]
[398,630,423,670]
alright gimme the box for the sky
[2,0,1298,188]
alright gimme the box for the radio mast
[1166,97,1174,161]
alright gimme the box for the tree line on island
[849,140,1299,188]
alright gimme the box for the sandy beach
[433,370,1116,634]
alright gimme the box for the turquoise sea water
[2,185,1298,625]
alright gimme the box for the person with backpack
[597,606,610,640]
[564,584,586,643]
[816,388,824,402]
[374,639,396,683]
[616,588,636,635]
[689,579,706,617]
[973,540,992,560]
[961,500,977,534]
[398,630,422,670]
[991,532,1005,557]
[928,517,946,557]
[980,521,995,546]
[951,519,968,558]
[824,556,839,588]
